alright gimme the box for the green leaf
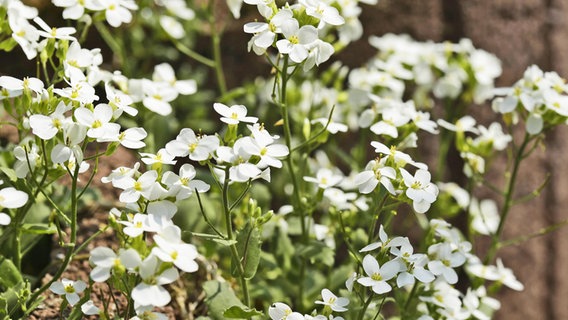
[0,256,23,289]
[0,167,17,182]
[233,222,261,280]
[0,38,16,52]
[296,240,335,267]
[190,232,236,246]
[20,223,57,235]
[203,280,246,320]
[223,306,263,318]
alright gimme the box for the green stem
[222,168,250,307]
[172,40,215,68]
[195,189,224,238]
[94,21,124,67]
[277,56,310,310]
[485,133,531,263]
[208,0,227,95]
[357,293,375,320]
[26,164,81,312]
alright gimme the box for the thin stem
[171,39,215,68]
[26,164,81,311]
[195,189,224,238]
[94,21,124,67]
[221,167,250,306]
[291,105,336,153]
[357,293,375,320]
[337,211,363,266]
[208,0,227,95]
[485,133,531,263]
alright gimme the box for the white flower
[64,41,93,81]
[29,101,71,140]
[304,168,343,189]
[106,82,137,117]
[466,258,524,291]
[120,213,152,237]
[49,278,87,306]
[276,19,318,63]
[400,168,438,213]
[427,243,466,284]
[53,78,99,105]
[0,212,10,226]
[213,103,258,125]
[437,182,470,209]
[155,0,195,20]
[165,128,219,161]
[234,136,289,169]
[9,18,40,60]
[118,127,147,149]
[141,79,178,116]
[14,144,40,178]
[33,16,76,40]
[268,302,304,320]
[81,300,101,316]
[89,247,141,282]
[315,288,349,312]
[300,0,345,27]
[354,159,396,195]
[75,104,120,140]
[162,163,210,201]
[390,242,435,287]
[160,15,185,39]
[140,148,176,166]
[0,75,44,96]
[131,306,168,320]
[131,255,178,307]
[113,170,159,203]
[359,225,407,253]
[53,0,100,20]
[244,8,293,55]
[0,187,29,209]
[0,187,29,226]
[153,63,197,95]
[469,198,500,235]
[371,141,427,169]
[101,162,140,184]
[437,115,479,134]
[152,225,199,273]
[98,0,138,28]
[356,255,399,294]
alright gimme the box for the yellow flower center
[64,284,75,294]
[289,35,299,44]
[371,273,382,281]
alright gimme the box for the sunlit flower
[315,288,349,312]
[49,278,87,306]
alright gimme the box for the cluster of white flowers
[492,64,568,135]
[76,102,287,316]
[242,0,346,71]
[437,115,512,177]
[240,0,374,48]
[52,0,138,27]
[352,141,438,213]
[352,34,502,105]
[269,288,348,320]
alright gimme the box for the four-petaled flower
[49,278,87,306]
